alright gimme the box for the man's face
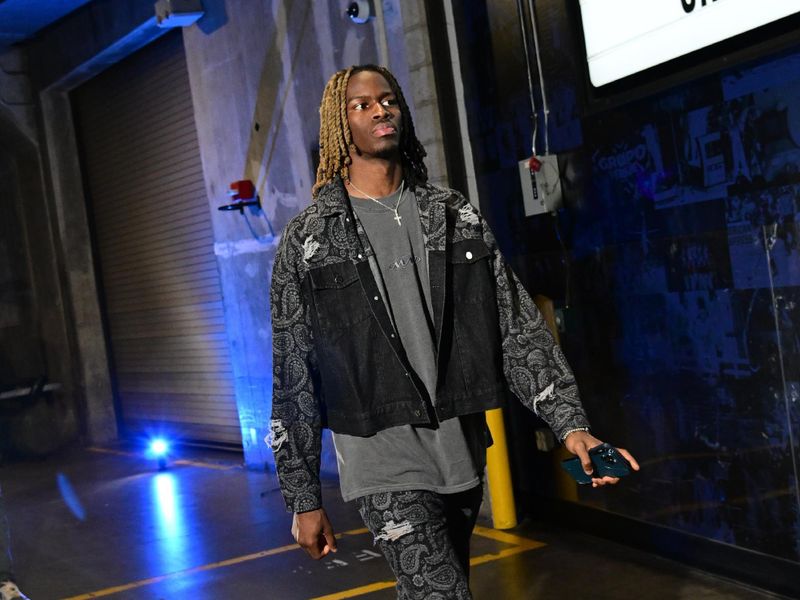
[345,70,402,160]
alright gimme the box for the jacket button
[390,333,395,338]
[465,251,473,260]
[374,296,379,301]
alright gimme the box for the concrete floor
[0,446,789,600]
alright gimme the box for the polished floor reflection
[1,446,787,599]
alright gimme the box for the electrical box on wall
[519,154,562,216]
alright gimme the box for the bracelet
[561,427,589,442]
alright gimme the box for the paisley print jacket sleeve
[268,182,590,513]
[269,216,323,513]
[454,192,591,440]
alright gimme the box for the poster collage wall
[570,51,800,561]
[454,0,800,563]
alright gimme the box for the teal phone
[561,443,631,484]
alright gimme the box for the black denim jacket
[269,178,589,512]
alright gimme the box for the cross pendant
[393,212,403,227]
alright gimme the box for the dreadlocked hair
[313,64,428,198]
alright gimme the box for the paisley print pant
[356,486,483,599]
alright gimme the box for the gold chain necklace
[348,179,405,227]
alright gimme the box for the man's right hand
[292,508,338,559]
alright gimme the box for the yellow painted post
[485,407,518,529]
[485,294,579,529]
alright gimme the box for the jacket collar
[315,176,449,215]
[315,177,348,218]
[314,175,451,252]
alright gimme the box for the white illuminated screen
[580,0,800,87]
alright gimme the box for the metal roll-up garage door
[73,31,241,447]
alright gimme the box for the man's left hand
[563,431,640,488]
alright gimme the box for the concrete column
[397,0,449,186]
[183,0,325,469]
[39,91,117,444]
[182,0,443,469]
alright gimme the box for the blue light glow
[56,472,86,521]
[151,473,188,572]
[150,438,169,456]
[155,473,178,527]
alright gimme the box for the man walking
[269,64,639,598]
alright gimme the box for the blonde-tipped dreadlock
[313,65,428,198]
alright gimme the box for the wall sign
[580,0,800,87]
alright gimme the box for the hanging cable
[523,0,570,308]
[515,0,538,157]
[527,0,549,155]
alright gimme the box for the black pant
[356,485,483,599]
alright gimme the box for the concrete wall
[11,0,448,466]
[0,48,81,453]
[27,1,167,447]
[0,48,36,142]
[183,0,446,468]
[0,156,37,381]
[0,50,38,380]
[397,0,449,187]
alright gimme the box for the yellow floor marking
[469,544,545,567]
[86,447,238,470]
[86,447,135,458]
[471,524,545,548]
[172,459,237,471]
[312,580,398,599]
[310,527,546,600]
[62,528,369,599]
[64,519,543,600]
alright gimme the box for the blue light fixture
[149,438,170,470]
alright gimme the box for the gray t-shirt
[332,185,485,501]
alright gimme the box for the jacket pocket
[449,239,491,264]
[449,239,493,303]
[308,262,371,335]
